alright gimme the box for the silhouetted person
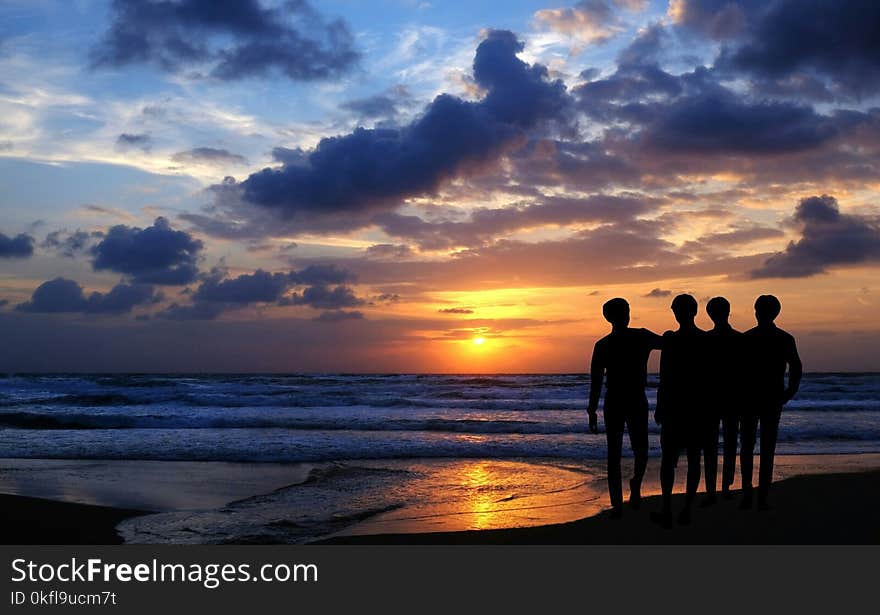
[704,296,745,503]
[651,294,706,527]
[740,295,802,511]
[588,298,663,519]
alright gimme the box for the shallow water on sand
[3,455,877,543]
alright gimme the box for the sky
[1,0,879,372]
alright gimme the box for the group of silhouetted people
[587,294,802,527]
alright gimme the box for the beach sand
[321,469,880,544]
[0,493,145,544]
[1,454,878,544]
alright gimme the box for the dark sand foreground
[0,494,146,545]
[1,470,877,544]
[320,470,880,545]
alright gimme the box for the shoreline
[0,455,878,544]
[318,469,880,544]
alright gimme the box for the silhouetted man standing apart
[588,298,662,519]
[741,295,802,511]
[704,297,745,502]
[651,294,706,527]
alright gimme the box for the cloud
[116,133,152,151]
[155,301,227,321]
[642,90,854,155]
[375,194,658,249]
[289,285,364,310]
[340,86,413,120]
[577,58,858,155]
[91,217,203,285]
[364,244,415,260]
[192,269,292,304]
[42,229,102,258]
[643,288,672,298]
[91,0,359,82]
[319,218,723,290]
[751,195,880,278]
[192,30,570,237]
[16,278,159,315]
[172,147,248,165]
[156,264,362,320]
[716,0,880,98]
[534,0,621,45]
[290,264,357,286]
[439,308,474,314]
[671,1,880,98]
[372,293,401,303]
[0,232,34,258]
[314,310,364,322]
[681,224,785,257]
[667,0,759,39]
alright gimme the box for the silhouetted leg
[626,405,649,509]
[740,414,758,509]
[651,425,678,528]
[702,417,719,503]
[604,410,625,515]
[757,407,782,510]
[679,441,701,524]
[721,412,739,496]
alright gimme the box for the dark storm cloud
[673,1,880,98]
[642,92,845,154]
[42,229,102,258]
[291,264,356,285]
[201,30,569,235]
[116,133,152,151]
[577,53,854,156]
[374,194,658,249]
[340,86,412,120]
[91,217,203,285]
[156,264,361,320]
[91,0,359,82]
[289,285,364,310]
[172,147,248,165]
[269,147,308,165]
[716,0,880,98]
[193,269,292,303]
[751,195,880,278]
[0,232,34,258]
[16,278,158,315]
[670,0,763,40]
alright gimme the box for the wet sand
[320,469,880,544]
[0,455,878,544]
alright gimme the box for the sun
[472,336,486,346]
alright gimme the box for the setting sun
[473,337,486,346]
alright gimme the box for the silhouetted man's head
[707,296,731,325]
[755,294,781,325]
[671,294,698,326]
[602,298,630,328]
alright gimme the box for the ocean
[1,373,878,461]
[1,373,877,543]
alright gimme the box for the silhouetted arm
[587,344,604,433]
[654,331,673,424]
[783,336,803,405]
[642,328,664,350]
